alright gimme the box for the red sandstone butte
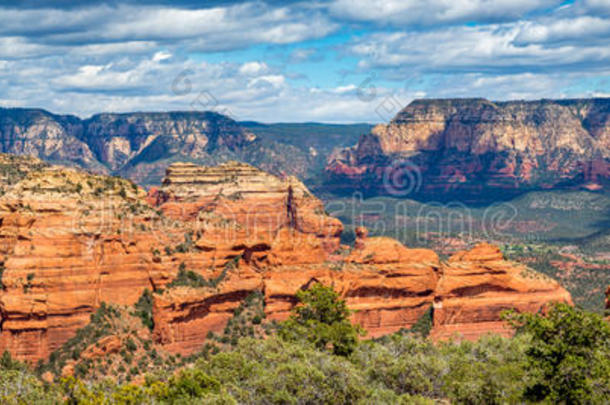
[0,155,573,361]
[430,243,572,341]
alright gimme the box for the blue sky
[0,0,608,122]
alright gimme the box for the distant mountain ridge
[326,98,610,200]
[0,108,369,186]
[3,98,609,199]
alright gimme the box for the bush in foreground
[1,286,609,404]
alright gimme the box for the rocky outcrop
[150,161,348,353]
[0,165,175,361]
[155,240,571,355]
[153,235,441,355]
[606,285,610,315]
[152,160,343,261]
[0,108,290,186]
[326,98,610,200]
[149,164,571,354]
[266,238,440,337]
[0,154,49,192]
[0,158,340,362]
[152,268,264,354]
[84,112,255,171]
[81,335,122,360]
[0,156,572,362]
[430,243,572,340]
[85,111,259,185]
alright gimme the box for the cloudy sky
[0,0,609,122]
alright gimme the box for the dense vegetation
[1,285,609,404]
[278,283,364,356]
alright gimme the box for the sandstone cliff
[0,156,572,362]
[85,111,260,185]
[148,164,570,354]
[0,157,341,361]
[430,243,573,340]
[0,164,170,361]
[326,98,610,199]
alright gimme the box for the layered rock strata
[0,156,572,361]
[326,98,610,198]
[0,165,172,361]
[0,158,340,361]
[430,243,573,340]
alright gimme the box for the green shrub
[168,259,239,290]
[175,232,194,253]
[126,338,137,353]
[167,268,209,289]
[132,289,154,330]
[408,305,433,337]
[279,283,364,356]
[505,303,610,403]
[198,337,369,404]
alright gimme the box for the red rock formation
[0,156,573,361]
[154,244,440,355]
[606,285,610,316]
[0,165,178,362]
[0,159,341,362]
[429,243,572,341]
[153,268,264,354]
[154,240,572,355]
[81,335,122,360]
[265,238,439,337]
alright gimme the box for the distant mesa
[325,98,610,201]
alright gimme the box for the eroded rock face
[0,158,340,362]
[0,165,175,361]
[153,160,343,262]
[430,243,572,341]
[84,112,254,171]
[0,108,352,187]
[265,235,440,336]
[153,236,441,355]
[0,156,573,361]
[85,112,258,184]
[150,161,349,353]
[326,98,610,199]
[0,109,262,186]
[81,335,122,360]
[149,165,571,355]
